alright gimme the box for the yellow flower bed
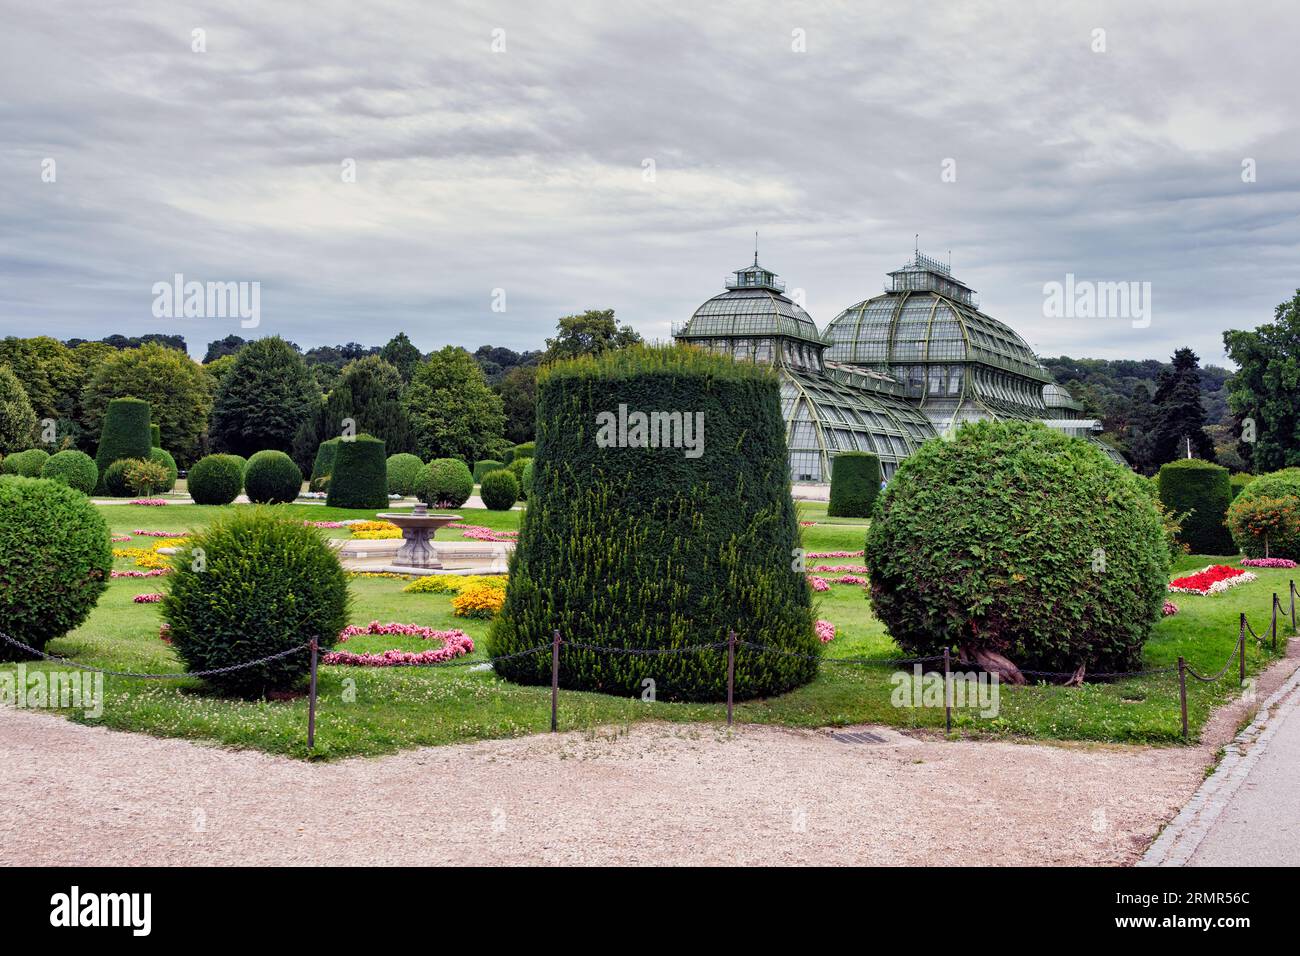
[114,547,170,569]
[350,520,400,533]
[351,529,403,540]
[451,582,506,619]
[404,574,507,595]
[152,538,188,550]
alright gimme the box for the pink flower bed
[815,619,836,643]
[112,568,170,578]
[133,530,187,537]
[807,550,864,558]
[304,520,347,528]
[826,574,868,586]
[811,564,869,574]
[133,593,164,604]
[1240,558,1298,569]
[798,521,817,527]
[1162,600,1178,617]
[810,576,830,592]
[323,621,475,667]
[129,499,168,506]
[110,534,132,543]
[448,522,518,543]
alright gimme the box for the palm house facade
[674,251,1122,481]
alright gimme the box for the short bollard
[307,637,319,750]
[943,647,952,735]
[726,630,736,727]
[550,629,561,733]
[1239,616,1247,685]
[1178,656,1189,742]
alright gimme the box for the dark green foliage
[150,423,161,448]
[1157,459,1236,554]
[1224,290,1300,471]
[326,436,389,509]
[512,441,535,461]
[187,454,244,505]
[479,468,518,510]
[866,421,1169,674]
[404,345,507,463]
[827,452,881,518]
[1226,468,1300,560]
[386,453,424,496]
[489,345,818,702]
[0,476,111,660]
[210,337,320,458]
[473,459,503,482]
[379,332,422,382]
[1,448,49,477]
[41,449,98,493]
[93,397,152,492]
[161,508,351,696]
[309,438,340,492]
[102,458,135,496]
[1230,473,1255,500]
[506,456,530,499]
[0,364,38,454]
[415,458,473,508]
[244,450,303,504]
[149,447,178,492]
[521,459,534,498]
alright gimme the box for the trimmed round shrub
[489,345,818,701]
[416,458,473,508]
[150,423,161,448]
[473,459,504,483]
[1,448,49,477]
[309,438,340,492]
[102,458,137,497]
[161,508,351,696]
[326,435,388,509]
[94,397,152,493]
[521,459,534,498]
[244,450,303,504]
[827,451,881,518]
[386,453,424,497]
[187,453,244,505]
[0,476,111,661]
[480,469,518,510]
[1230,473,1255,501]
[1227,468,1300,560]
[41,450,98,494]
[1157,459,1236,555]
[149,447,178,492]
[867,420,1169,675]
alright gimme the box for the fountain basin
[374,506,461,570]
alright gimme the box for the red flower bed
[1168,564,1251,595]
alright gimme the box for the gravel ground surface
[4,649,1294,867]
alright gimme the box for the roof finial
[754,231,759,266]
[914,233,919,257]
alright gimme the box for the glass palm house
[674,251,1122,481]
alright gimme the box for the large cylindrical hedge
[162,508,351,696]
[94,397,153,493]
[867,421,1169,674]
[827,452,881,518]
[1226,468,1300,560]
[326,435,389,509]
[1157,459,1236,555]
[488,345,818,701]
[0,476,111,661]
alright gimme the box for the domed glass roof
[1042,382,1083,411]
[675,258,828,348]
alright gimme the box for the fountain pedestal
[375,505,461,570]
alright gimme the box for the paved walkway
[1142,663,1300,866]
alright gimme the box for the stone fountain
[374,503,461,570]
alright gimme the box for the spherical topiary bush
[489,345,818,702]
[827,452,881,518]
[1,448,49,477]
[41,450,98,494]
[1226,468,1300,560]
[102,458,137,497]
[1157,459,1236,555]
[149,447,178,492]
[161,508,351,696]
[94,397,152,493]
[309,438,340,492]
[244,450,303,504]
[386,453,424,496]
[473,459,503,483]
[326,436,388,509]
[867,420,1169,676]
[479,469,518,510]
[0,476,111,661]
[187,453,244,505]
[415,458,473,508]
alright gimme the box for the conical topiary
[94,398,152,494]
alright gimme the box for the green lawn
[6,498,1293,759]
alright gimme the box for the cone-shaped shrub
[0,476,111,661]
[415,458,473,508]
[827,452,881,518]
[867,420,1169,674]
[1227,467,1300,560]
[41,450,98,494]
[188,453,244,505]
[94,398,152,493]
[161,508,351,696]
[386,453,424,496]
[326,435,388,509]
[1157,459,1236,555]
[489,345,818,702]
[244,450,302,504]
[473,459,503,483]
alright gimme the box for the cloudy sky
[2,0,1296,365]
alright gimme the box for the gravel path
[7,647,1294,866]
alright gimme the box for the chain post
[550,629,561,733]
[307,637,319,749]
[726,630,736,727]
